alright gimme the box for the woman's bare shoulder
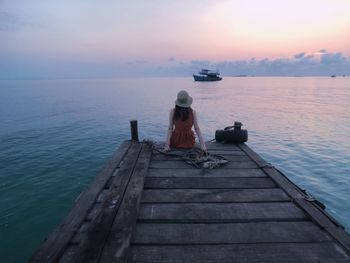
[192,108,197,116]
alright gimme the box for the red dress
[170,110,195,148]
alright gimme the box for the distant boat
[331,75,336,78]
[193,69,222,81]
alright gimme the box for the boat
[193,69,222,81]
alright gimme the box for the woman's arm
[193,110,207,152]
[164,108,174,151]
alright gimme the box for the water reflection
[0,77,349,262]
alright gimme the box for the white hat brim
[175,96,192,108]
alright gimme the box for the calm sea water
[0,77,349,262]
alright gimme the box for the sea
[0,77,349,262]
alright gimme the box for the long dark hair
[173,105,192,121]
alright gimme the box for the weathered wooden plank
[207,150,246,155]
[141,189,290,203]
[206,142,240,150]
[239,143,350,255]
[132,222,331,244]
[264,167,305,198]
[98,143,153,263]
[29,140,132,263]
[70,222,90,244]
[63,142,143,263]
[149,160,258,169]
[58,244,78,263]
[85,203,103,222]
[238,144,304,198]
[153,142,240,151]
[138,202,306,222]
[326,227,350,255]
[33,140,350,263]
[160,149,246,156]
[96,189,111,203]
[147,168,266,178]
[144,177,275,189]
[294,198,336,228]
[152,154,251,162]
[237,143,266,167]
[128,243,350,263]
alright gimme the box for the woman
[164,90,207,152]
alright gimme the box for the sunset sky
[1,0,350,78]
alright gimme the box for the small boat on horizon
[193,69,222,81]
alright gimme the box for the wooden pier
[31,140,350,262]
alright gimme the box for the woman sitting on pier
[164,90,207,153]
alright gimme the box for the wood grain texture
[147,168,266,178]
[152,154,251,162]
[153,142,240,151]
[99,143,152,263]
[149,160,258,169]
[138,202,306,222]
[326,227,350,255]
[64,142,143,263]
[31,140,350,262]
[144,177,276,189]
[206,150,246,156]
[128,243,350,263]
[294,198,336,228]
[141,188,290,203]
[29,141,132,263]
[239,143,350,255]
[132,222,331,244]
[238,143,304,198]
[206,143,241,150]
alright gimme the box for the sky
[1,0,350,78]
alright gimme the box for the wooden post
[130,120,139,141]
